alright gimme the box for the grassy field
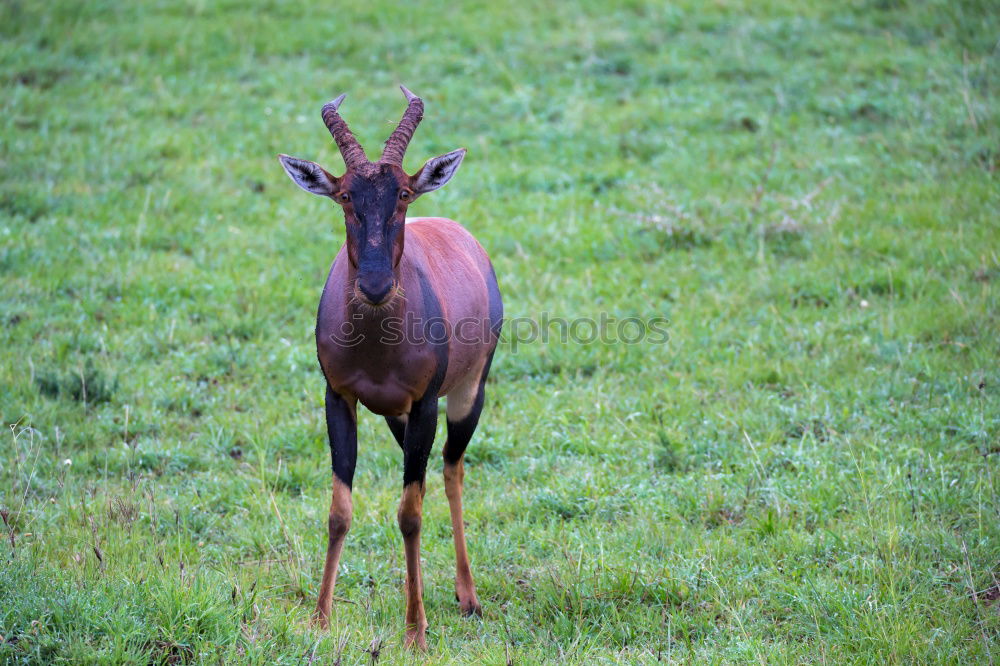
[2,0,999,662]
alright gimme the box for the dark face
[278,88,467,309]
[334,164,415,306]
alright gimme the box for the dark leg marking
[385,415,406,449]
[402,394,440,486]
[326,386,358,488]
[442,349,494,464]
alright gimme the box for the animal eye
[337,192,351,203]
[399,190,411,201]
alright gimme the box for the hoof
[459,598,482,617]
[404,627,428,651]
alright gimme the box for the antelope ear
[277,154,338,196]
[410,148,466,196]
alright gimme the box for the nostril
[358,276,393,304]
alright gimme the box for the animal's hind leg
[385,415,407,448]
[442,357,492,617]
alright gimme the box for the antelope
[277,87,502,650]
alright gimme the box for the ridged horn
[380,85,424,167]
[321,93,368,169]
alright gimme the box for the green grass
[2,0,999,662]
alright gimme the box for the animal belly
[319,340,437,417]
[351,378,415,417]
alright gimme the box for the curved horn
[380,85,425,167]
[321,93,368,169]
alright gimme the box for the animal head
[278,87,465,306]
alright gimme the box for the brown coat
[317,217,501,416]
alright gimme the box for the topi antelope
[277,87,502,649]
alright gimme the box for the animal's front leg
[314,387,358,629]
[398,394,438,650]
